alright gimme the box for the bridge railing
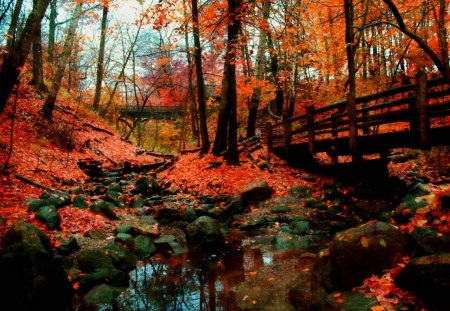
[118,105,185,120]
[268,73,450,154]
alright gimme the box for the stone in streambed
[36,205,61,230]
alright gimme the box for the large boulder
[393,183,430,223]
[78,248,114,273]
[240,180,274,204]
[83,283,125,307]
[106,242,138,272]
[395,253,450,310]
[0,221,72,311]
[185,216,224,252]
[411,227,450,255]
[328,221,410,289]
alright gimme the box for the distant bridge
[267,72,450,164]
[118,105,185,121]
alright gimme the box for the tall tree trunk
[184,26,199,140]
[48,0,57,63]
[191,0,210,154]
[267,32,283,116]
[41,2,82,120]
[246,0,269,138]
[212,0,241,164]
[0,0,51,114]
[437,0,450,78]
[5,0,24,50]
[344,0,358,158]
[93,2,109,111]
[31,9,47,95]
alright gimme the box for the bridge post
[306,105,315,154]
[283,112,291,152]
[413,70,430,150]
[347,92,358,156]
[266,122,273,151]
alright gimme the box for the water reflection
[116,245,267,311]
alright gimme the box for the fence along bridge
[267,71,450,164]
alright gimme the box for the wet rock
[393,183,430,223]
[272,230,310,250]
[288,185,312,198]
[185,216,224,252]
[78,248,114,273]
[133,235,156,259]
[57,236,80,256]
[240,180,274,204]
[36,205,61,230]
[0,221,71,311]
[131,215,160,237]
[412,227,450,255]
[73,194,89,208]
[83,283,124,307]
[328,221,410,289]
[154,234,186,255]
[79,268,129,291]
[90,199,119,220]
[154,207,184,224]
[106,242,138,272]
[395,253,450,310]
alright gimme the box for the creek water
[114,233,313,311]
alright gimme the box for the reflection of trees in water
[116,248,264,311]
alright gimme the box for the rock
[271,205,290,213]
[130,195,144,208]
[272,231,310,250]
[36,205,61,230]
[57,236,80,256]
[304,198,327,210]
[69,186,83,195]
[328,221,410,289]
[26,198,48,211]
[291,221,310,235]
[154,234,186,255]
[90,199,119,220]
[131,216,160,237]
[225,196,246,215]
[78,248,114,273]
[79,268,129,291]
[239,217,269,231]
[240,180,273,204]
[395,253,450,310]
[108,183,123,193]
[115,233,135,248]
[334,292,379,311]
[185,216,224,252]
[132,177,161,196]
[154,207,184,224]
[412,227,450,255]
[106,242,138,272]
[40,190,71,208]
[84,229,107,240]
[288,185,312,198]
[133,235,156,259]
[393,183,430,223]
[115,225,136,235]
[0,222,72,311]
[73,194,89,208]
[83,283,124,306]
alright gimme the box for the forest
[0,0,449,310]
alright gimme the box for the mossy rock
[25,199,48,212]
[73,194,89,208]
[79,268,129,291]
[83,283,124,306]
[40,191,71,208]
[291,221,310,235]
[133,235,156,259]
[271,205,290,213]
[108,183,123,193]
[57,236,80,256]
[288,185,312,198]
[130,195,144,208]
[90,199,119,220]
[36,205,61,230]
[69,186,83,195]
[106,242,138,272]
[304,198,327,210]
[78,248,114,273]
[115,233,135,248]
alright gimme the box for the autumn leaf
[371,306,384,311]
[361,236,370,248]
[379,239,387,248]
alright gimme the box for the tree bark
[246,0,269,138]
[0,0,50,115]
[41,2,82,120]
[48,0,57,63]
[31,3,47,95]
[93,2,109,111]
[5,0,24,50]
[191,0,210,154]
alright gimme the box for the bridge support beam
[414,70,430,150]
[306,105,315,154]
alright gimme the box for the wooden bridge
[267,71,450,164]
[118,105,184,121]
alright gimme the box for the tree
[93,0,109,111]
[31,0,47,95]
[48,0,57,63]
[191,0,210,154]
[41,2,83,119]
[212,0,242,164]
[0,0,51,115]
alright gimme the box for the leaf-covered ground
[0,85,449,310]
